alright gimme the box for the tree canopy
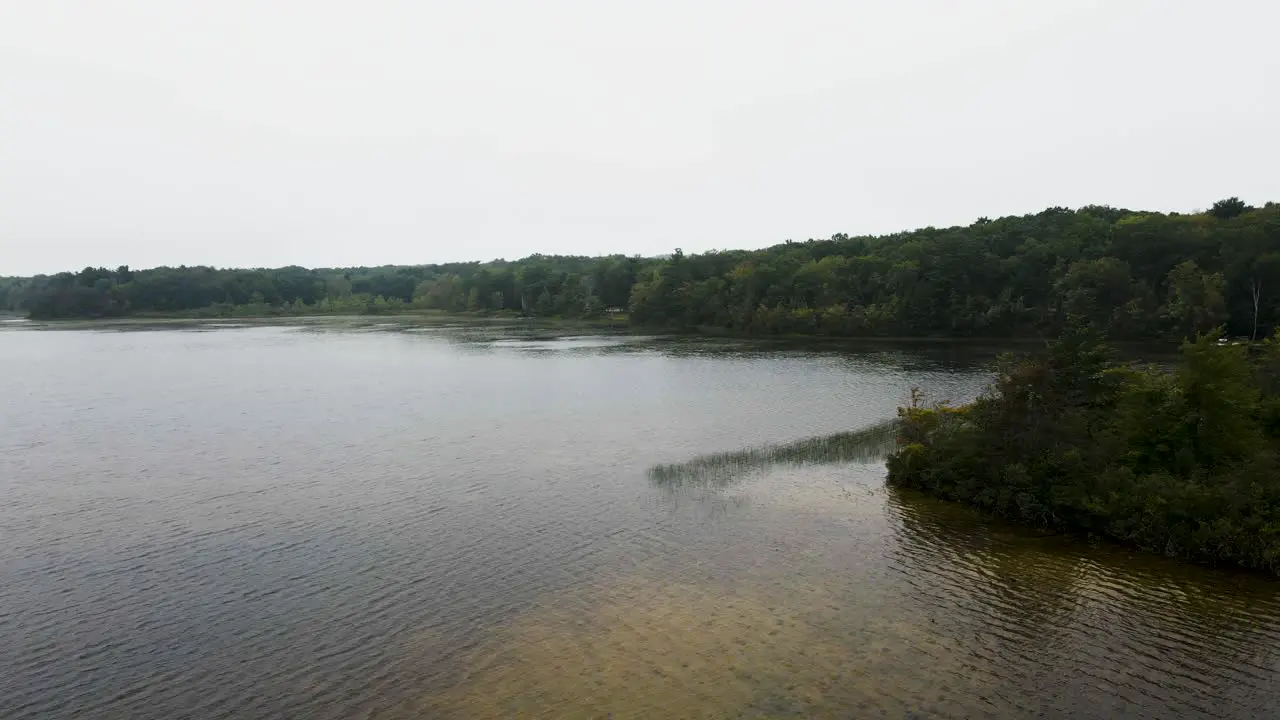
[889,326,1280,574]
[627,201,1280,340]
[1,255,652,320]
[6,200,1279,341]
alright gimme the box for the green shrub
[888,328,1280,574]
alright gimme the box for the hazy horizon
[3,0,1277,276]
[4,197,1272,278]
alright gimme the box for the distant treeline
[5,198,1279,339]
[0,256,652,320]
[889,327,1280,574]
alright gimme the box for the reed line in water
[648,419,899,488]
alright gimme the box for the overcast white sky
[1,0,1276,275]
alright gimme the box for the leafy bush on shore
[888,327,1280,573]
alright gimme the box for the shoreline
[13,310,1181,349]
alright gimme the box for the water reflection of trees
[885,486,1280,717]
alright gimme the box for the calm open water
[2,319,1278,719]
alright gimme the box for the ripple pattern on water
[882,488,1280,718]
[3,321,1279,719]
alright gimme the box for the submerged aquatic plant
[649,419,899,488]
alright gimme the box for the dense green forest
[628,198,1280,340]
[0,255,651,321]
[5,198,1279,340]
[888,327,1280,574]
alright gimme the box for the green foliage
[1211,197,1252,221]
[8,200,1279,337]
[9,255,656,320]
[1161,262,1228,339]
[888,328,1280,574]
[627,202,1280,340]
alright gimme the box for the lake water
[2,319,1279,719]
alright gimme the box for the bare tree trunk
[1252,278,1263,341]
[582,275,596,311]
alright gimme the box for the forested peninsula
[4,198,1278,342]
[889,327,1280,574]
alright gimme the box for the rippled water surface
[2,319,1279,719]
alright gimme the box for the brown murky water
[2,319,1277,718]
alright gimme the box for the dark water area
[2,319,1278,719]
